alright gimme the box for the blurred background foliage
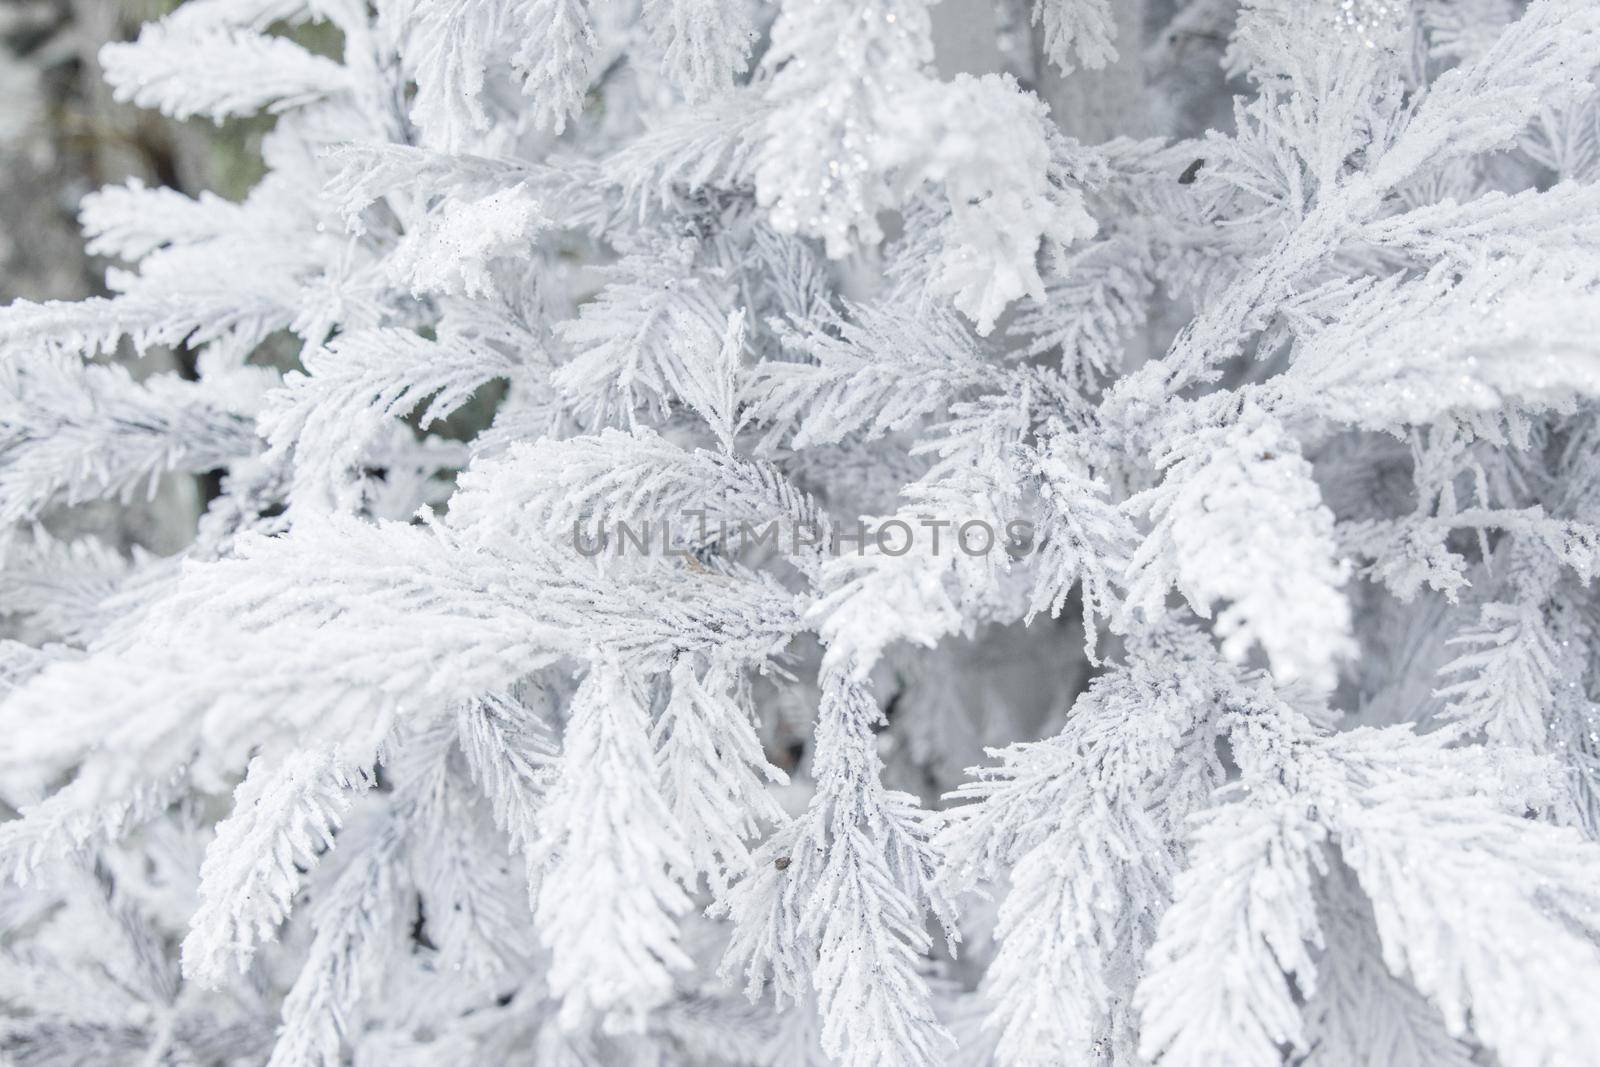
[4,2,243,302]
[0,2,483,563]
[0,1,349,303]
[0,0,301,555]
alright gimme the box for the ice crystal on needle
[4,1,1600,1065]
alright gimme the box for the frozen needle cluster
[4,1,1600,1064]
